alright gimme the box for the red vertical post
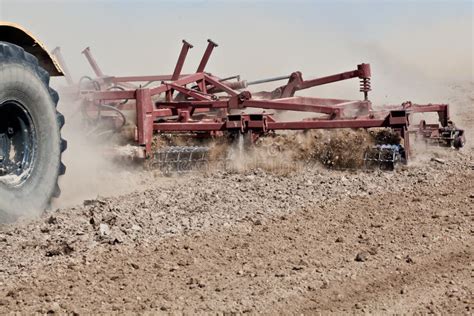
[196,40,217,93]
[403,127,410,163]
[172,40,193,80]
[166,89,173,102]
[196,39,218,73]
[197,80,207,93]
[81,47,104,77]
[136,88,154,157]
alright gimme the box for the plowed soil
[0,85,473,314]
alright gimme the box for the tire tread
[0,41,66,209]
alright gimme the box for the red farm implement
[52,40,466,171]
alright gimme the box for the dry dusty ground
[0,84,473,314]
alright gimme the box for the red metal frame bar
[105,75,190,83]
[196,39,218,73]
[203,74,238,96]
[273,63,372,99]
[241,99,342,116]
[82,47,104,77]
[172,40,193,80]
[136,88,153,154]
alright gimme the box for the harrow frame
[52,40,465,164]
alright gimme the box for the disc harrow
[51,41,467,172]
[364,144,405,171]
[151,146,210,174]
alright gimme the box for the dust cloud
[1,1,471,208]
[52,96,151,209]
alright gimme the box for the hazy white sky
[0,0,472,103]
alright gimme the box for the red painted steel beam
[149,73,205,96]
[106,75,190,83]
[91,89,135,101]
[404,104,448,113]
[299,70,360,90]
[152,109,173,117]
[377,103,449,116]
[275,96,353,106]
[332,100,367,108]
[406,103,449,127]
[155,100,228,108]
[241,99,340,115]
[152,113,406,132]
[154,122,226,131]
[172,40,193,80]
[276,64,371,98]
[166,83,213,101]
[196,39,218,73]
[204,75,238,96]
[384,102,450,126]
[266,119,386,130]
[81,47,104,77]
[136,88,154,155]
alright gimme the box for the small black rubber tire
[0,41,66,222]
[453,134,465,149]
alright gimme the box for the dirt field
[0,85,473,314]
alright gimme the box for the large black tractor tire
[0,41,66,222]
